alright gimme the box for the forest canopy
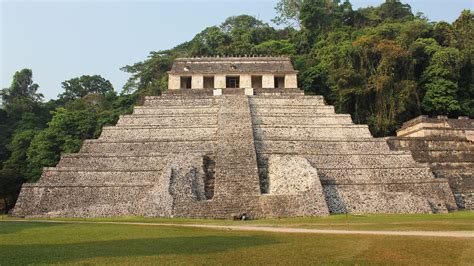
[122,1,472,136]
[1,0,473,211]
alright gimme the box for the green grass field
[4,211,473,231]
[1,220,473,265]
[1,212,473,264]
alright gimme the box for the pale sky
[1,0,473,100]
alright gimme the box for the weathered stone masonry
[387,115,474,210]
[12,57,458,218]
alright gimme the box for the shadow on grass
[1,235,278,264]
[0,221,61,235]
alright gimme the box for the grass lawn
[3,211,473,231]
[1,221,473,265]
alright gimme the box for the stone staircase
[13,91,458,218]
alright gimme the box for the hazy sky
[1,0,473,100]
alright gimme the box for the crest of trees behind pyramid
[0,0,473,212]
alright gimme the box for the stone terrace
[387,116,474,210]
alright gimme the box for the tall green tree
[59,75,114,102]
[0,69,50,212]
[0,109,10,167]
[26,108,99,181]
[0,69,44,119]
[377,0,414,22]
[273,0,302,27]
[452,10,474,116]
[414,38,463,115]
[0,69,48,166]
[121,50,175,96]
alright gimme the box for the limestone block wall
[99,126,217,141]
[215,75,226,89]
[134,106,219,115]
[13,185,158,217]
[253,105,336,115]
[81,139,215,155]
[267,155,316,195]
[116,115,217,127]
[262,74,274,88]
[168,74,180,90]
[264,155,329,216]
[240,74,251,88]
[284,74,298,88]
[192,75,204,89]
[253,114,353,125]
[323,186,432,214]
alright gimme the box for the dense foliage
[0,0,472,212]
[122,1,472,135]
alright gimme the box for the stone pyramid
[13,89,456,218]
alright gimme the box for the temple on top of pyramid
[167,56,298,90]
[12,57,460,219]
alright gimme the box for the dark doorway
[274,76,285,88]
[180,76,192,89]
[203,76,215,88]
[226,76,240,88]
[251,75,263,89]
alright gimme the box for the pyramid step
[253,125,372,139]
[252,114,353,125]
[112,124,217,129]
[57,154,170,169]
[99,126,217,141]
[81,139,215,154]
[13,184,156,217]
[411,150,474,163]
[258,150,411,156]
[429,162,474,170]
[39,168,162,184]
[136,105,217,110]
[317,167,434,183]
[432,169,474,183]
[156,94,216,98]
[387,138,474,151]
[143,97,218,107]
[251,106,335,114]
[253,113,351,117]
[258,154,421,168]
[144,95,216,99]
[253,88,305,95]
[255,139,391,154]
[134,106,219,115]
[323,189,436,214]
[252,104,330,108]
[252,95,324,99]
[117,114,217,126]
[249,97,325,106]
